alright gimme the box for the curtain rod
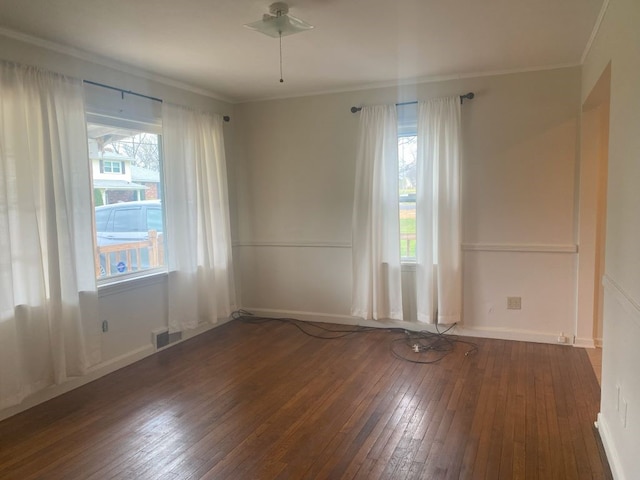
[83,80,231,122]
[350,92,475,113]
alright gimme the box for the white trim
[596,412,625,480]
[0,27,584,106]
[245,307,448,333]
[0,26,583,105]
[246,307,367,326]
[0,27,233,103]
[0,317,232,422]
[462,243,578,253]
[243,63,581,103]
[574,337,597,349]
[581,0,611,65]
[453,325,571,345]
[98,271,168,297]
[243,307,574,345]
[233,242,579,253]
[179,316,234,342]
[233,241,351,249]
[0,344,152,422]
[603,274,640,329]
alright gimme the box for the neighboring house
[89,139,157,205]
[130,165,160,201]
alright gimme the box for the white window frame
[398,104,418,264]
[102,160,122,173]
[86,113,167,286]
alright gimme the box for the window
[146,207,163,232]
[399,134,417,261]
[398,104,418,262]
[95,208,110,231]
[87,121,166,280]
[112,207,141,232]
[102,160,122,173]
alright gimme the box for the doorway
[577,63,611,382]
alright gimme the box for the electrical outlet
[507,296,522,310]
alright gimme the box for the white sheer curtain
[415,96,462,324]
[162,103,236,332]
[351,105,403,321]
[0,62,99,409]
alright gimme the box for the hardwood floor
[586,347,603,385]
[0,319,612,479]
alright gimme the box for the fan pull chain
[279,31,284,83]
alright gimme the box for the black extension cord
[231,310,478,364]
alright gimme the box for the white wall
[0,32,236,421]
[235,67,583,343]
[0,28,601,432]
[577,80,610,348]
[582,0,640,478]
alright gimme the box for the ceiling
[0,0,605,103]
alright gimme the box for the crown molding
[238,63,581,104]
[0,27,235,104]
[581,0,610,65]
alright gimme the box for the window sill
[401,262,417,272]
[98,270,167,297]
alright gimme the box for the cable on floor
[231,310,478,364]
[390,324,478,364]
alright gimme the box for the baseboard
[596,412,624,480]
[0,318,231,422]
[243,307,572,345]
[574,337,597,348]
[452,325,568,345]
[246,307,404,330]
[0,344,153,422]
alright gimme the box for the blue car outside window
[113,208,141,232]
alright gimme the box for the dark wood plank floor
[0,319,612,479]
